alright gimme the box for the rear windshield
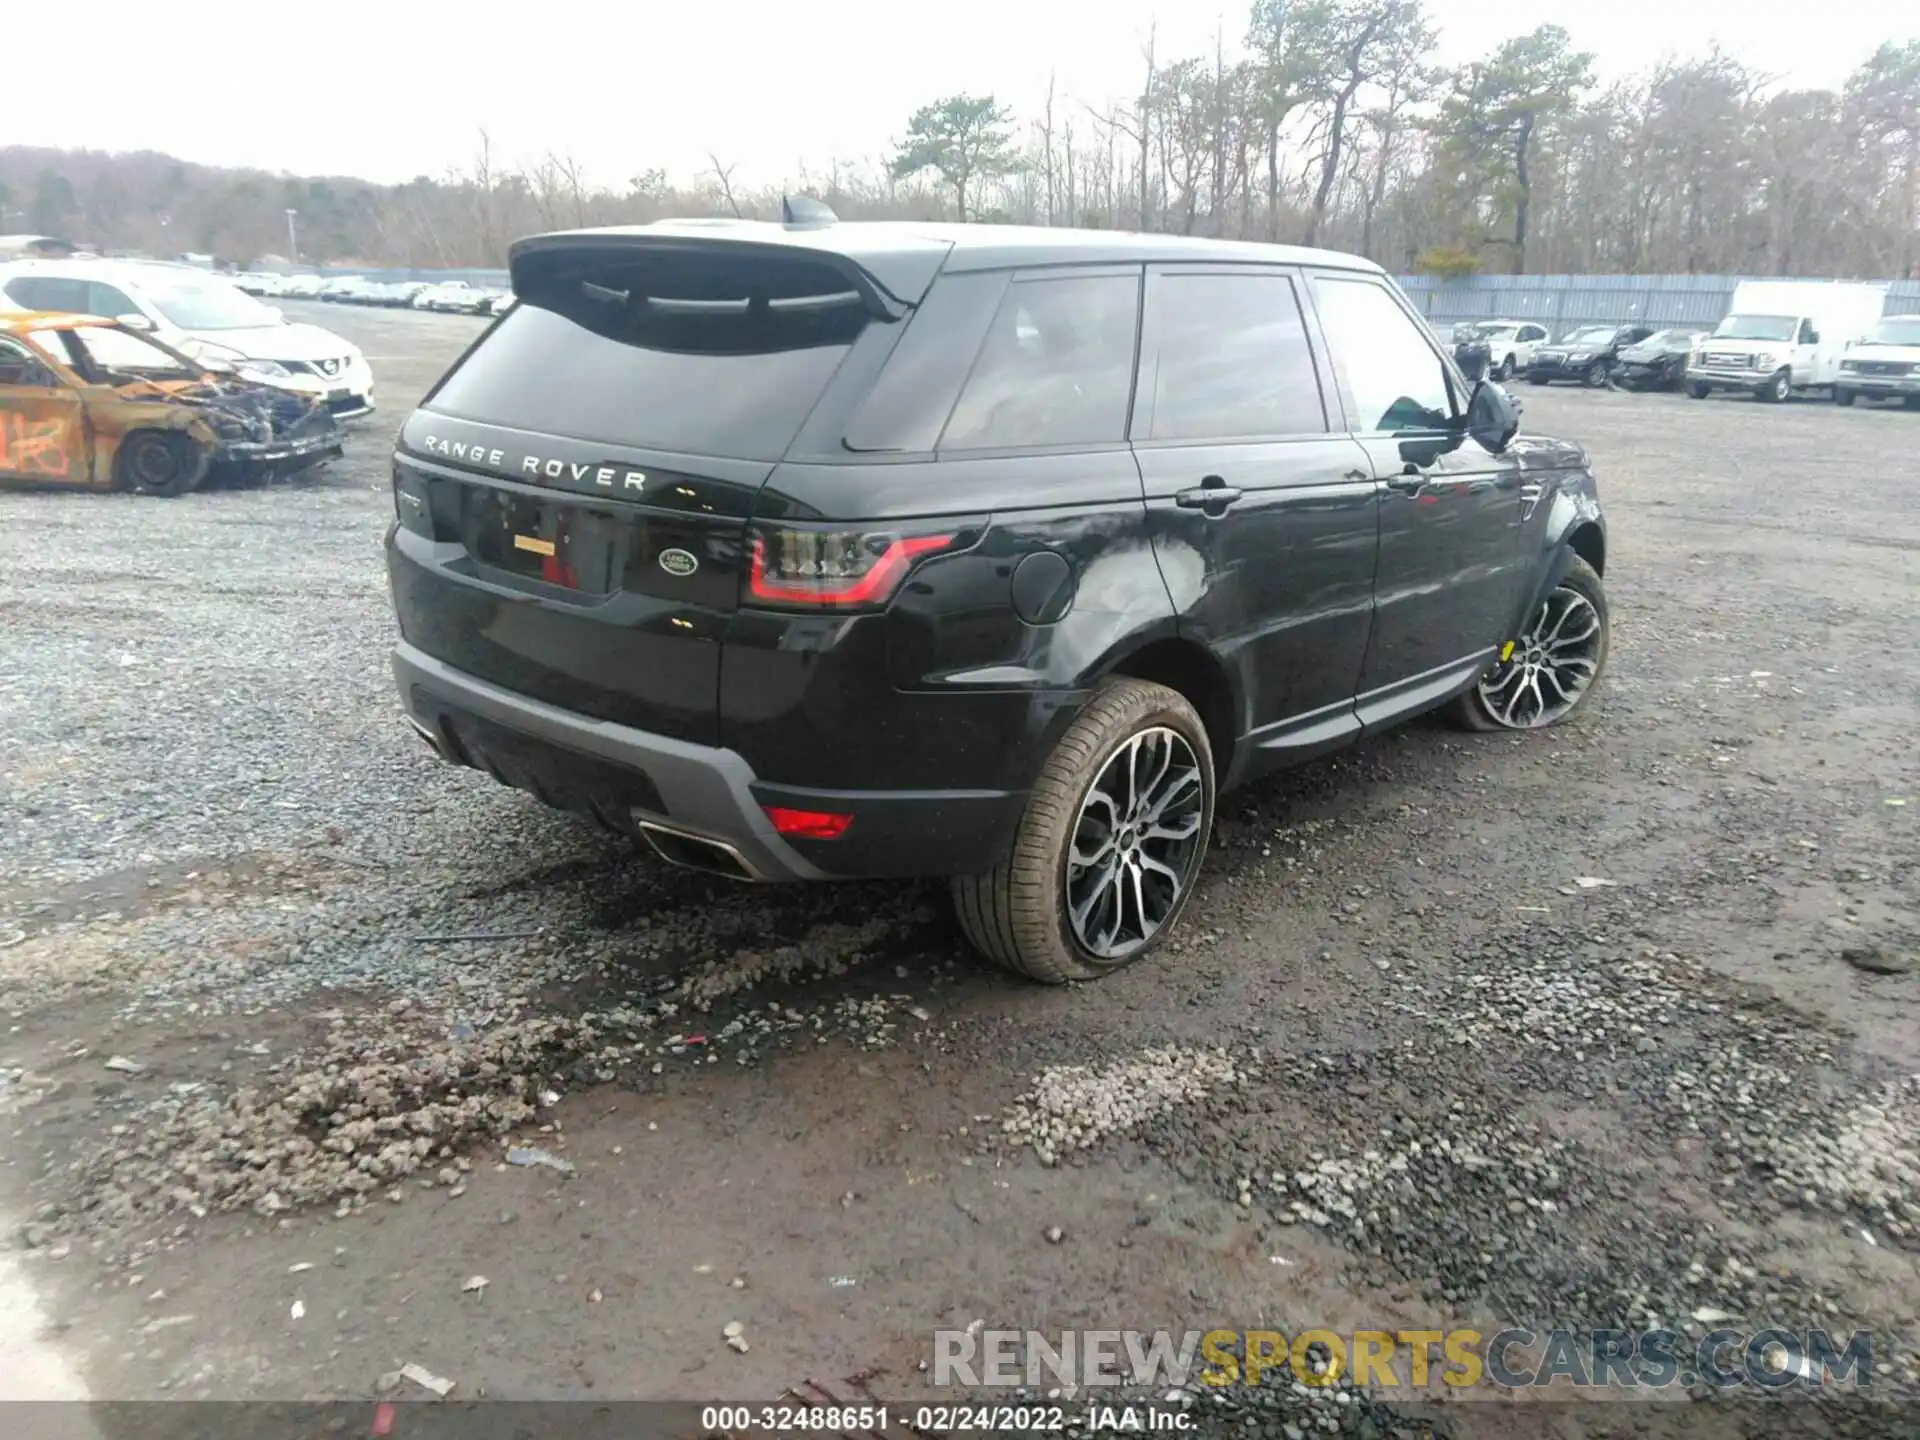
[428,248,867,462]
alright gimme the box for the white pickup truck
[1688,281,1889,402]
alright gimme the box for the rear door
[1304,270,1527,722]
[1132,264,1378,764]
[389,242,888,746]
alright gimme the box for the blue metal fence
[1394,273,1920,336]
[308,262,1920,331]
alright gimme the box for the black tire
[1583,360,1609,388]
[952,677,1214,984]
[1758,369,1791,403]
[1528,375,1549,385]
[1495,355,1515,381]
[1446,556,1609,733]
[115,431,206,498]
[1688,381,1712,399]
[1834,388,1856,407]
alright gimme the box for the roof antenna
[781,194,838,229]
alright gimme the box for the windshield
[1457,324,1514,340]
[1866,317,1920,347]
[1562,327,1615,345]
[1712,314,1797,342]
[34,325,198,379]
[145,276,281,331]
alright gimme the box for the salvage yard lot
[2,300,1918,1435]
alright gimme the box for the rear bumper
[393,642,1026,881]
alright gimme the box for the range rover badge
[659,548,699,577]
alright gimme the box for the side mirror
[115,313,153,331]
[1466,378,1521,455]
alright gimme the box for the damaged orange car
[0,312,342,496]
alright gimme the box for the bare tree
[705,153,744,217]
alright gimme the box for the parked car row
[233,272,512,316]
[1450,282,1913,407]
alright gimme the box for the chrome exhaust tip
[405,716,448,759]
[636,820,760,882]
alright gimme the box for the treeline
[2,4,1916,279]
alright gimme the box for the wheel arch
[1567,521,1604,577]
[1100,636,1239,788]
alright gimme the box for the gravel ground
[2,302,1917,1438]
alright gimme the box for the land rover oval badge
[659,548,699,577]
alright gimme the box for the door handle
[1174,476,1242,513]
[1384,465,1428,493]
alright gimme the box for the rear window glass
[938,273,1140,452]
[428,249,868,462]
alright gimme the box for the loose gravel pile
[49,973,932,1243]
[1001,1045,1242,1164]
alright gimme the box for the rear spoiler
[508,229,951,322]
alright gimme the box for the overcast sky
[10,0,1912,188]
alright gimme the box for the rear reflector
[763,805,854,839]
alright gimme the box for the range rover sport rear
[387,220,1039,887]
[388,214,1609,987]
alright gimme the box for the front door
[1789,317,1821,386]
[1131,264,1379,775]
[1303,271,1527,727]
[0,337,89,487]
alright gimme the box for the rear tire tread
[952,678,1212,985]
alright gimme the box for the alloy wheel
[1476,585,1604,728]
[1064,727,1205,960]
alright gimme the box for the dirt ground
[2,299,1917,1439]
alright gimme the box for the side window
[1311,277,1456,435]
[938,273,1139,452]
[1138,270,1326,440]
[5,276,90,314]
[843,272,1005,453]
[0,337,56,386]
[1522,325,1546,342]
[87,282,140,319]
[1796,319,1816,344]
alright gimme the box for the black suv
[386,212,1609,984]
[1526,325,1656,387]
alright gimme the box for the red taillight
[748,527,953,609]
[763,805,854,839]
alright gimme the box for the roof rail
[781,195,837,229]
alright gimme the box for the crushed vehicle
[1609,328,1707,391]
[0,312,341,496]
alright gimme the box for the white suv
[1453,319,1548,379]
[0,259,374,419]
